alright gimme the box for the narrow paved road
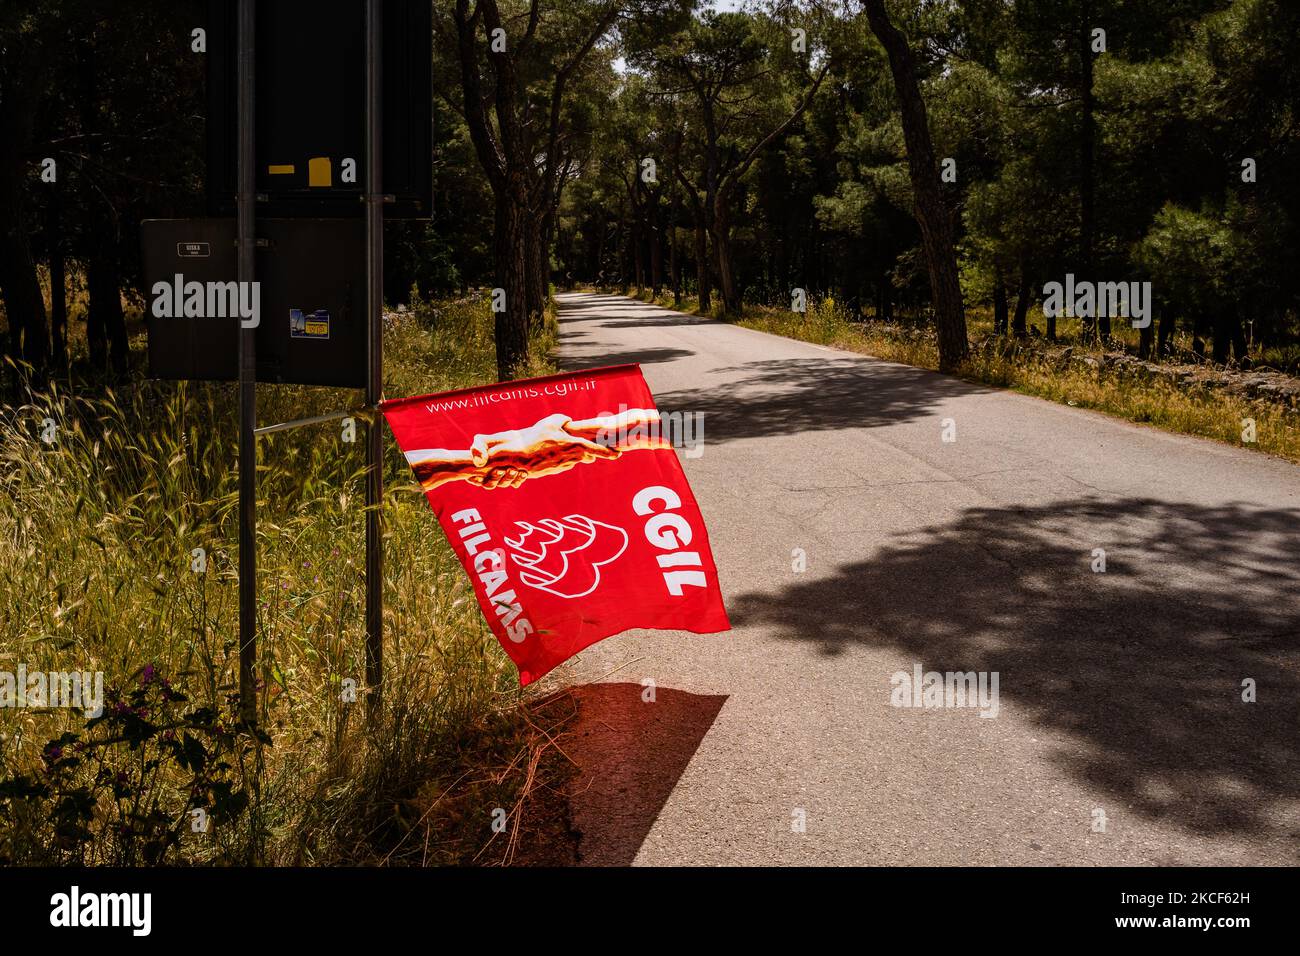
[544,291,1300,866]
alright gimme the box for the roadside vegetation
[0,293,566,866]
[622,287,1300,464]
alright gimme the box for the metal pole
[237,0,258,727]
[253,405,375,437]
[364,0,384,717]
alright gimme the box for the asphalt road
[544,291,1300,866]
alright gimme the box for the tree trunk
[46,194,68,370]
[494,192,530,380]
[86,263,108,372]
[711,201,741,314]
[864,0,968,371]
[0,38,48,378]
[694,219,711,312]
[78,33,132,376]
[90,240,130,376]
[526,216,546,332]
[0,189,48,376]
[769,240,779,303]
[1078,2,1097,342]
[87,255,128,377]
[877,274,894,322]
[649,196,663,298]
[669,196,681,307]
[1157,304,1175,356]
[1217,303,1249,365]
[993,274,1009,335]
[543,208,559,295]
[1012,274,1031,338]
[712,209,740,314]
[1231,313,1249,365]
[1138,308,1155,360]
[1212,309,1231,365]
[632,213,645,295]
[451,0,614,382]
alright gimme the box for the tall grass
[0,294,560,865]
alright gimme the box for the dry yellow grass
[0,293,565,865]
[613,288,1299,464]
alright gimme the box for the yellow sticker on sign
[290,309,330,340]
[308,157,333,188]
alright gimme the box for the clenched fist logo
[505,515,629,598]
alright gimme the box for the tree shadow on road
[557,293,715,328]
[654,357,991,442]
[596,316,717,329]
[539,682,728,865]
[558,298,990,438]
[728,497,1300,845]
[562,346,698,370]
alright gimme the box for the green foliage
[1134,202,1239,310]
[8,0,1300,374]
[1,667,262,866]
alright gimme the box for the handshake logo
[405,407,701,493]
[594,403,704,460]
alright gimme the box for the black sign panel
[142,218,367,387]
[205,0,432,219]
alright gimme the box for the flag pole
[236,0,258,727]
[363,0,385,719]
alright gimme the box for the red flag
[381,365,730,685]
